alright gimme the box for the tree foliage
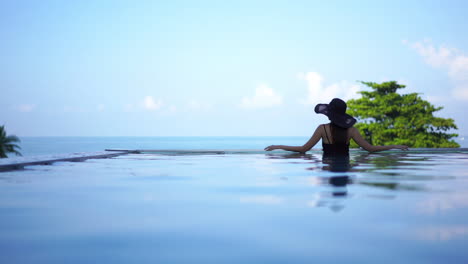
[347,81,459,148]
[0,125,22,158]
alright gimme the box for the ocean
[16,137,309,156]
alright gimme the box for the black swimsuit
[322,125,350,156]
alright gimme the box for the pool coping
[1,148,467,172]
[0,151,135,172]
[104,148,468,155]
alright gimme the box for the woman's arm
[264,125,323,153]
[350,127,408,152]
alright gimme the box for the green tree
[0,125,22,158]
[347,81,460,148]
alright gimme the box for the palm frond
[6,143,22,151]
[11,150,22,156]
[5,135,21,143]
[0,126,6,138]
[0,126,22,158]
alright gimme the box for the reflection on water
[414,225,468,242]
[266,151,468,212]
[0,151,468,263]
[321,154,353,200]
[267,152,355,211]
[322,154,352,172]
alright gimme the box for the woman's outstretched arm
[350,127,408,152]
[264,125,323,153]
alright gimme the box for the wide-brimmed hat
[314,98,357,128]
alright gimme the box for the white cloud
[143,96,163,111]
[187,100,212,111]
[168,105,177,113]
[240,84,283,109]
[411,41,453,68]
[297,72,360,105]
[450,55,468,81]
[407,40,468,100]
[16,104,36,112]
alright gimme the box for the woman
[264,98,408,154]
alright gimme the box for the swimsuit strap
[323,124,331,144]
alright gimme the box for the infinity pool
[1,150,468,263]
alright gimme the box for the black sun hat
[314,98,357,128]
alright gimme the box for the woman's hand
[264,145,279,151]
[393,145,409,151]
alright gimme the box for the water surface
[1,150,468,263]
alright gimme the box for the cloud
[410,40,453,69]
[297,72,360,105]
[187,100,212,111]
[406,40,468,100]
[143,96,163,111]
[240,84,283,109]
[168,105,177,113]
[16,104,36,112]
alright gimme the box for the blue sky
[1,0,468,136]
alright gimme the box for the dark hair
[330,123,348,144]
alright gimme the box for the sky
[1,0,468,137]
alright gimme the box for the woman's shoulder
[317,123,329,130]
[348,126,358,134]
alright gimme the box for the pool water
[1,150,468,263]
